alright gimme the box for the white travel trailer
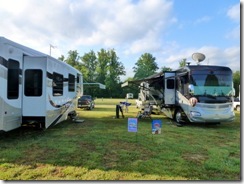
[0,37,83,132]
[123,53,235,125]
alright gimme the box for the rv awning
[121,72,164,88]
[84,83,106,89]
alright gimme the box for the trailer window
[53,72,63,96]
[24,70,43,96]
[77,74,80,83]
[7,59,19,99]
[68,74,75,92]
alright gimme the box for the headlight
[190,111,201,117]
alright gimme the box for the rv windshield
[190,68,233,97]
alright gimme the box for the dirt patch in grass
[79,142,96,151]
[182,153,208,165]
[18,145,58,165]
[110,140,154,157]
[102,140,155,170]
[103,151,119,169]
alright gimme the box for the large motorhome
[123,53,235,125]
[0,37,83,132]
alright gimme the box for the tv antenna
[192,53,205,65]
[49,44,57,56]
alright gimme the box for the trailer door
[22,56,46,117]
[164,72,176,105]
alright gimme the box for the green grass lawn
[0,98,240,180]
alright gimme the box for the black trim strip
[0,56,22,75]
[47,72,53,79]
[49,103,73,128]
[49,114,63,128]
[46,72,68,82]
[0,56,8,68]
[22,116,46,124]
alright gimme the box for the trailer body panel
[0,37,83,132]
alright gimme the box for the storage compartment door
[22,56,46,117]
[164,72,176,105]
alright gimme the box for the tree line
[59,49,126,98]
[58,50,240,98]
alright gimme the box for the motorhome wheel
[174,109,183,126]
[236,105,240,112]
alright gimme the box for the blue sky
[170,0,239,48]
[0,0,240,81]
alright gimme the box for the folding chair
[137,104,153,119]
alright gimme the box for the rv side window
[68,74,75,92]
[24,70,43,96]
[167,79,174,89]
[7,59,19,99]
[77,74,80,83]
[53,72,63,96]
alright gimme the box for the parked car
[233,97,240,111]
[78,95,95,110]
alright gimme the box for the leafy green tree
[233,71,240,97]
[133,53,158,79]
[65,50,81,71]
[58,55,65,61]
[179,58,187,68]
[105,49,125,97]
[80,50,97,83]
[161,66,172,72]
[96,49,109,84]
[80,50,98,96]
[106,49,125,83]
[60,48,127,98]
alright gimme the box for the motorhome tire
[236,105,240,111]
[174,109,184,127]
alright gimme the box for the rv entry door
[164,72,176,105]
[22,56,46,118]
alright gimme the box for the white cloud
[124,31,162,54]
[0,0,240,80]
[0,0,173,56]
[225,3,240,41]
[201,46,240,72]
[225,25,240,40]
[157,46,240,73]
[194,16,211,25]
[227,3,240,22]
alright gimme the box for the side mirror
[188,84,195,95]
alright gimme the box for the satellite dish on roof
[192,53,205,65]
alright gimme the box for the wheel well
[173,107,189,123]
[173,107,182,118]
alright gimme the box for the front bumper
[187,103,235,123]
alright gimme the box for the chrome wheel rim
[176,111,181,123]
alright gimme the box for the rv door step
[74,119,85,123]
